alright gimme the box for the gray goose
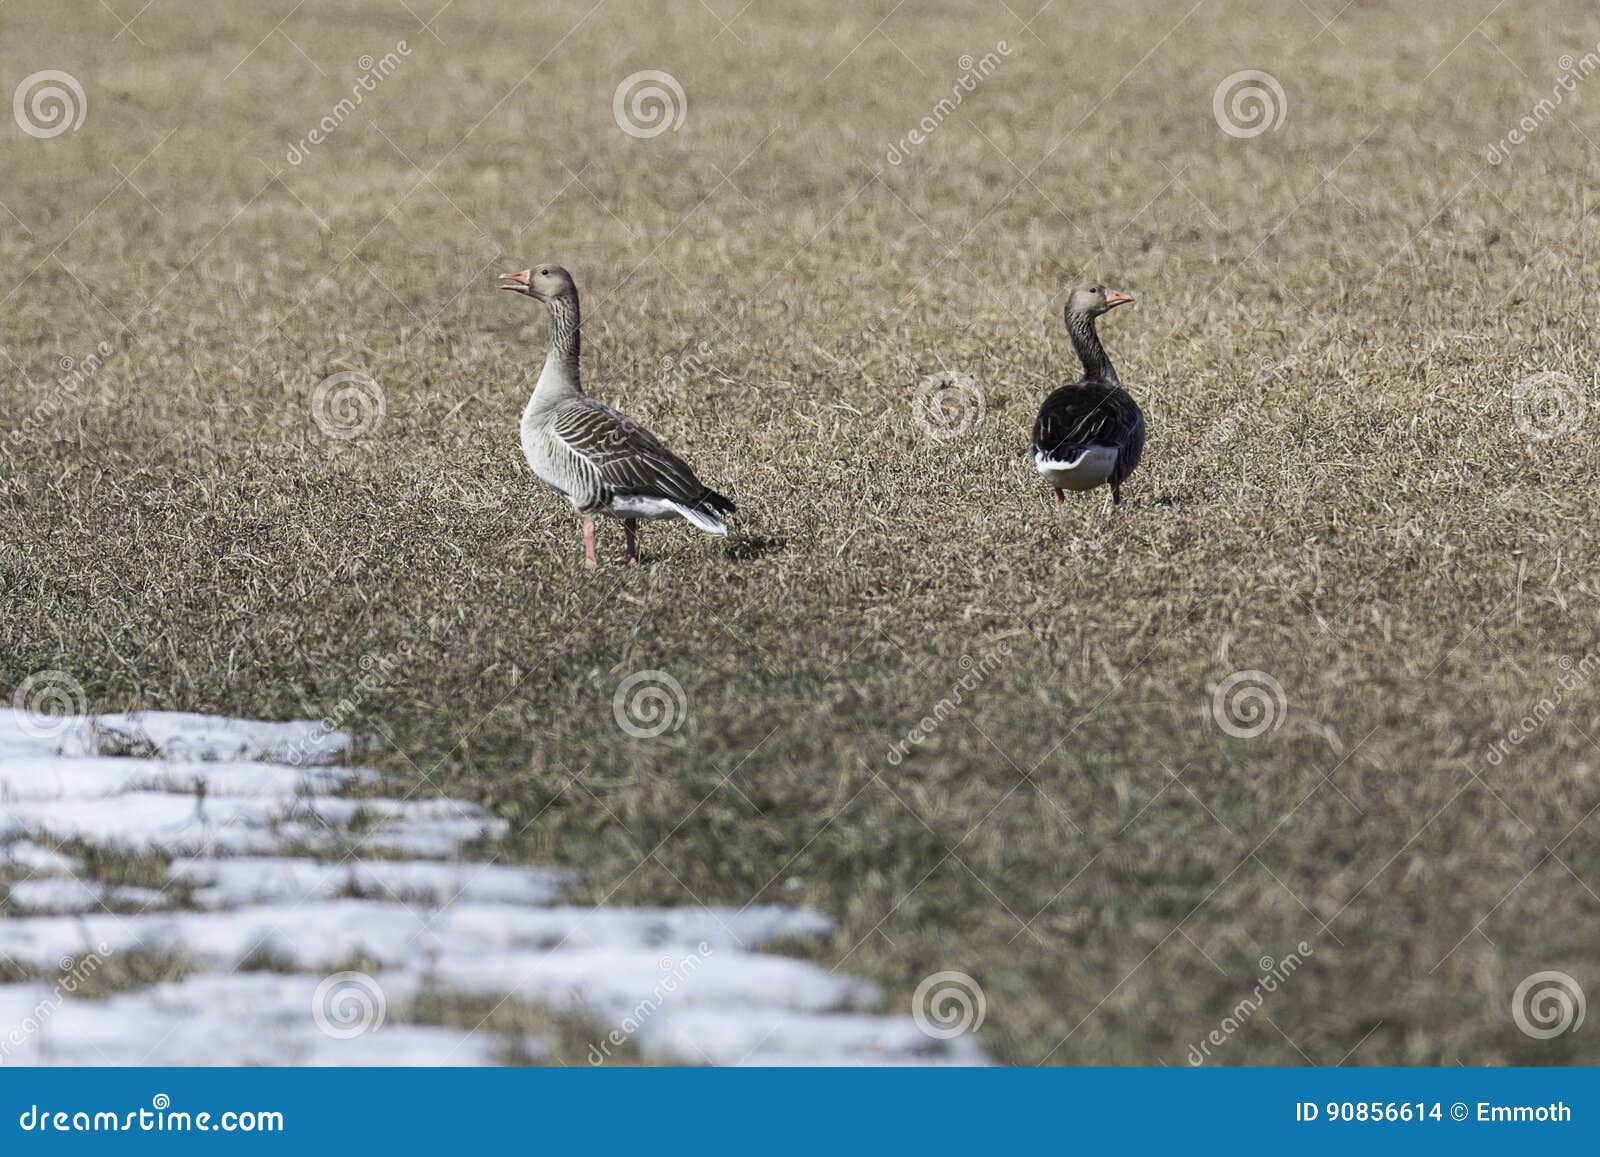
[498,264,736,567]
[1030,282,1145,507]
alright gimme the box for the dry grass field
[4,0,1600,1064]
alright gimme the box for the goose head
[1065,282,1134,319]
[498,263,576,302]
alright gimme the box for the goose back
[1031,382,1145,488]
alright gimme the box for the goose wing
[549,399,724,507]
[1032,382,1144,461]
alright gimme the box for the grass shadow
[723,534,788,562]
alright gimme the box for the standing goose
[498,264,736,567]
[1031,282,1145,507]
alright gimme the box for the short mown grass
[3,1,1599,1064]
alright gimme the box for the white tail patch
[1034,447,1094,471]
[1034,445,1118,491]
[667,501,728,536]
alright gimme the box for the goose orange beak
[1104,290,1134,309]
[498,269,531,291]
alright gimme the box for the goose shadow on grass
[606,534,787,567]
[722,534,788,562]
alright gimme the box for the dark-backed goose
[1031,282,1145,507]
[498,264,736,567]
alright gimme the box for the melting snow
[5,878,171,914]
[0,974,528,1066]
[1,841,77,874]
[170,856,573,908]
[0,707,985,1066]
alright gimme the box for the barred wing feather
[550,401,732,511]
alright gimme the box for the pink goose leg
[582,520,598,569]
[623,518,640,565]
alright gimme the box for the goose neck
[1066,308,1119,386]
[534,292,582,400]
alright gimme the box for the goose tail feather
[668,499,730,537]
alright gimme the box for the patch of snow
[5,878,170,913]
[172,856,574,908]
[1,793,503,857]
[427,945,878,1017]
[2,793,296,854]
[0,709,346,767]
[0,901,837,971]
[70,710,350,765]
[0,707,986,1066]
[0,715,73,760]
[0,754,363,801]
[1,840,78,875]
[0,973,534,1066]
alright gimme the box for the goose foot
[623,518,640,565]
[1110,485,1122,507]
[1052,488,1064,507]
[582,520,598,569]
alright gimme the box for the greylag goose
[1031,282,1145,507]
[498,264,736,567]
